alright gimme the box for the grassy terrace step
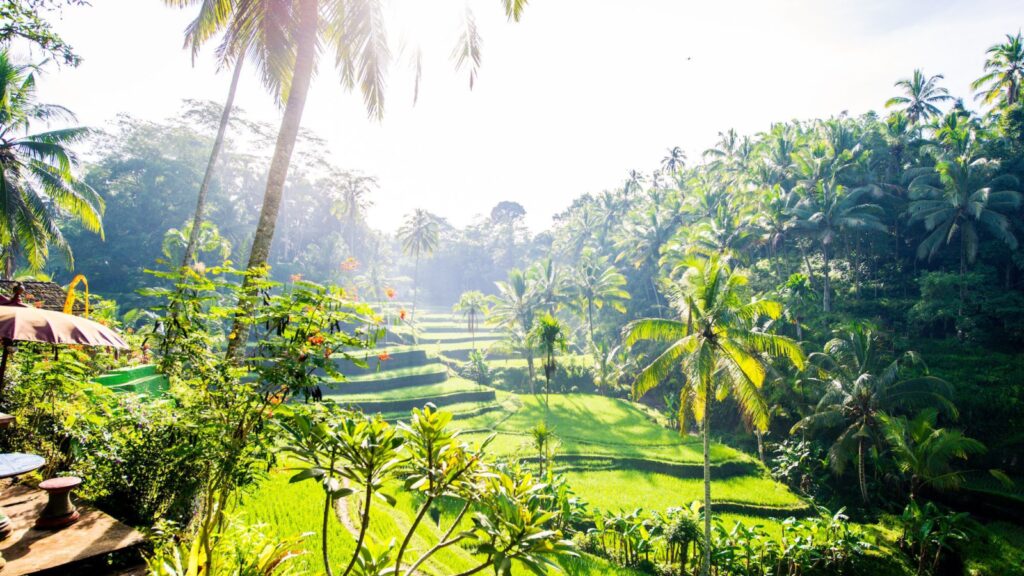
[328,378,497,414]
[381,399,505,422]
[327,378,483,402]
[459,394,753,466]
[327,364,449,394]
[414,332,500,344]
[332,348,430,374]
[565,470,809,517]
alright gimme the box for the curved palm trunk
[182,57,243,267]
[701,385,712,576]
[226,0,318,360]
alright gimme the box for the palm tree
[0,51,103,278]
[883,408,986,500]
[792,325,955,505]
[398,209,439,322]
[185,0,527,357]
[329,172,376,255]
[661,146,686,176]
[181,58,242,268]
[165,0,246,267]
[885,69,953,124]
[452,290,488,350]
[972,31,1024,107]
[529,312,567,407]
[489,268,539,391]
[907,155,1021,307]
[571,251,630,346]
[788,149,887,313]
[624,255,804,576]
[529,257,563,314]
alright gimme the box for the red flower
[399,309,407,321]
[377,351,391,362]
[290,273,303,283]
[307,334,325,345]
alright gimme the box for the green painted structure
[94,364,168,396]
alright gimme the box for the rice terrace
[0,1,1022,576]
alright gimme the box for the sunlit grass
[563,470,806,514]
[325,378,485,403]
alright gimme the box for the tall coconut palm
[907,154,1021,306]
[329,172,376,255]
[165,0,246,267]
[624,255,804,576]
[788,148,887,313]
[452,290,488,350]
[0,51,103,278]
[885,69,953,124]
[529,312,567,408]
[489,268,539,391]
[792,325,955,505]
[661,146,686,176]
[398,208,439,322]
[181,58,242,267]
[571,251,630,346]
[972,31,1024,107]
[529,257,563,314]
[184,0,527,357]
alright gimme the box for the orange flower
[307,334,325,346]
[384,287,397,300]
[324,348,334,358]
[290,273,303,283]
[399,309,407,321]
[378,351,391,362]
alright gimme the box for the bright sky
[26,0,1024,232]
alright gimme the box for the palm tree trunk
[858,437,869,505]
[182,56,243,267]
[822,245,832,313]
[701,387,712,576]
[226,0,318,360]
[958,231,966,317]
[587,297,595,345]
[412,252,420,324]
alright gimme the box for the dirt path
[335,477,357,535]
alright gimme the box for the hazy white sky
[26,0,1024,232]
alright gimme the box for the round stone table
[0,453,46,539]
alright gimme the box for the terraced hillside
[322,306,505,416]
[241,304,814,573]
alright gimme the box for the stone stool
[35,476,81,529]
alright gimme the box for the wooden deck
[0,484,145,575]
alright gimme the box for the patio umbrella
[0,284,128,401]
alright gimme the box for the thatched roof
[0,281,86,314]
